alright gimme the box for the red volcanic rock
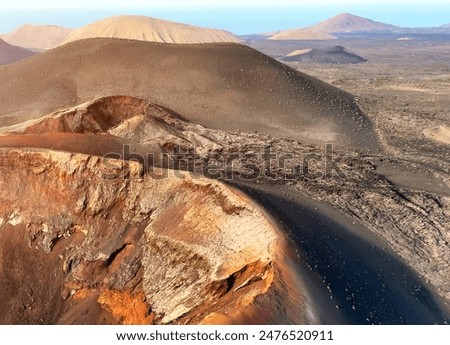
[0,148,277,324]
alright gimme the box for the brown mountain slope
[270,13,398,40]
[0,96,309,324]
[0,39,35,65]
[2,24,72,50]
[62,15,241,45]
[0,38,378,149]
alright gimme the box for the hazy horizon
[1,3,449,35]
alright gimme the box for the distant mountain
[62,15,241,45]
[441,23,450,28]
[282,46,367,64]
[269,13,398,40]
[2,24,72,50]
[0,39,35,65]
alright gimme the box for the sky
[1,0,449,34]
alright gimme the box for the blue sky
[1,0,449,34]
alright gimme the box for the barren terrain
[0,93,449,324]
[0,26,449,325]
[0,38,378,149]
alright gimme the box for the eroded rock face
[0,149,277,324]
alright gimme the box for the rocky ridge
[0,148,277,324]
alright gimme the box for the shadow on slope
[237,183,449,325]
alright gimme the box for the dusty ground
[246,36,450,193]
[246,36,450,156]
[275,38,450,200]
